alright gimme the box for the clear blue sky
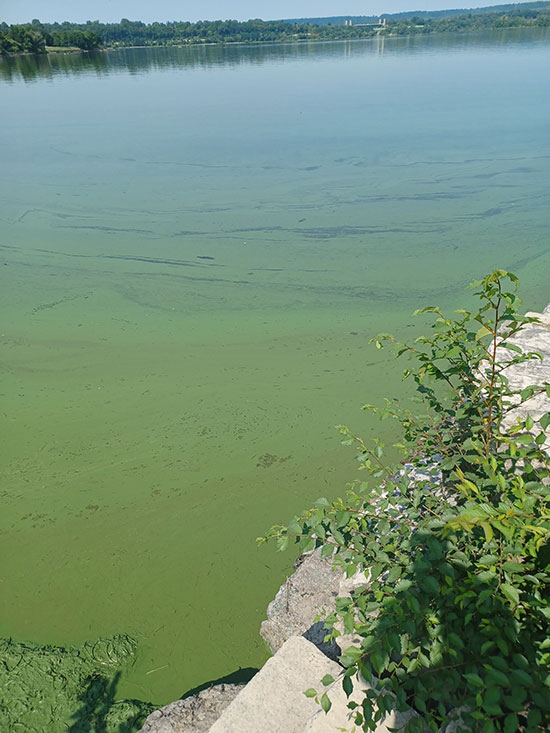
[2,0,506,24]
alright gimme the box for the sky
[1,0,507,24]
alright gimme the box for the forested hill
[1,2,550,56]
[284,0,550,24]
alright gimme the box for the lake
[1,29,550,707]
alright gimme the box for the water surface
[1,29,550,706]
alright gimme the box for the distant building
[344,17,386,28]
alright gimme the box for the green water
[1,29,550,710]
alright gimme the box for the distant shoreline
[1,2,549,59]
[2,23,549,60]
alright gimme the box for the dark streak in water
[16,208,95,224]
[121,270,469,307]
[31,293,89,315]
[59,225,155,235]
[171,230,205,237]
[103,254,213,267]
[339,192,466,204]
[226,224,447,238]
[471,166,535,179]
[460,207,505,219]
[299,225,448,238]
[226,226,284,233]
[250,267,330,273]
[8,245,222,269]
[383,155,550,168]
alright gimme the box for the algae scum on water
[1,29,550,730]
[0,635,153,732]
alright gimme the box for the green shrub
[261,271,550,731]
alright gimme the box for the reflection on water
[1,27,549,83]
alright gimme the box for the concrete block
[209,636,342,733]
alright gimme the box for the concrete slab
[209,636,342,733]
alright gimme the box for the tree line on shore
[1,8,549,56]
[0,21,102,54]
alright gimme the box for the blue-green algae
[0,635,153,731]
[0,29,549,722]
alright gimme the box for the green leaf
[482,686,502,716]
[480,522,494,542]
[314,497,331,508]
[387,565,402,583]
[343,674,353,698]
[476,325,492,340]
[343,612,355,635]
[515,433,534,444]
[489,656,508,672]
[304,688,317,698]
[414,695,427,713]
[510,669,533,687]
[500,342,522,354]
[287,518,302,535]
[395,579,413,593]
[478,570,497,583]
[320,692,332,713]
[341,646,363,661]
[276,535,289,552]
[528,709,542,727]
[413,305,440,315]
[504,714,519,733]
[486,668,509,687]
[507,685,527,711]
[501,583,520,606]
[511,653,528,670]
[502,561,524,573]
[464,673,484,688]
[321,674,335,687]
[479,554,499,566]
